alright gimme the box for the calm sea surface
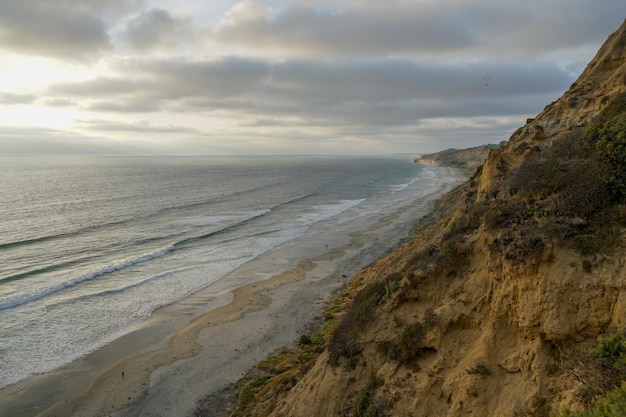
[0,155,449,389]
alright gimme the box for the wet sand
[1,167,465,417]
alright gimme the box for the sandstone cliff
[415,145,499,176]
[228,19,626,417]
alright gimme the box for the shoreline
[1,166,466,417]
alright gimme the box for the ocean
[0,155,452,391]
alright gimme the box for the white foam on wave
[390,177,420,192]
[0,245,174,312]
[0,225,307,390]
[189,209,272,226]
[297,199,366,226]
[0,160,462,391]
[0,255,244,390]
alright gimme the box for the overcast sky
[0,1,624,155]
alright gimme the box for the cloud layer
[1,0,625,154]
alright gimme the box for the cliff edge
[225,19,626,417]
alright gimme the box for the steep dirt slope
[232,19,626,417]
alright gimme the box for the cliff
[415,145,499,176]
[225,19,626,417]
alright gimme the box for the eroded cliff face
[269,224,626,416]
[249,20,626,417]
[478,18,626,198]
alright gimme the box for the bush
[574,225,622,256]
[552,384,626,417]
[552,331,626,417]
[597,333,626,363]
[352,388,380,417]
[352,375,382,417]
[396,322,426,362]
[299,334,312,346]
[403,245,439,274]
[466,364,491,376]
[351,280,387,327]
[328,317,362,367]
[237,375,271,408]
[377,322,426,364]
[484,117,625,259]
[328,280,387,366]
[582,93,626,203]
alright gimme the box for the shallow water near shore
[0,155,464,416]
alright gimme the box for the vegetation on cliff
[206,19,626,417]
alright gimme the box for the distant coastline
[415,144,499,176]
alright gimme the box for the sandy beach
[0,167,464,417]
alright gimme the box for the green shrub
[352,375,382,417]
[352,388,380,417]
[329,277,397,366]
[574,225,622,256]
[597,333,626,363]
[583,93,626,203]
[237,375,271,408]
[328,280,387,366]
[466,364,491,376]
[377,322,426,364]
[484,116,625,259]
[552,384,626,417]
[396,322,426,362]
[443,202,486,240]
[327,316,362,367]
[553,331,626,417]
[351,280,387,326]
[438,235,470,272]
[299,334,312,346]
[403,245,440,279]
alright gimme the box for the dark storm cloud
[0,0,134,58]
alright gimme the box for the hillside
[217,19,626,417]
[416,145,499,176]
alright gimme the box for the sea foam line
[0,246,174,311]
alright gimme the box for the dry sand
[7,168,464,417]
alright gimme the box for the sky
[0,1,625,155]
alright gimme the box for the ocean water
[0,155,450,390]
